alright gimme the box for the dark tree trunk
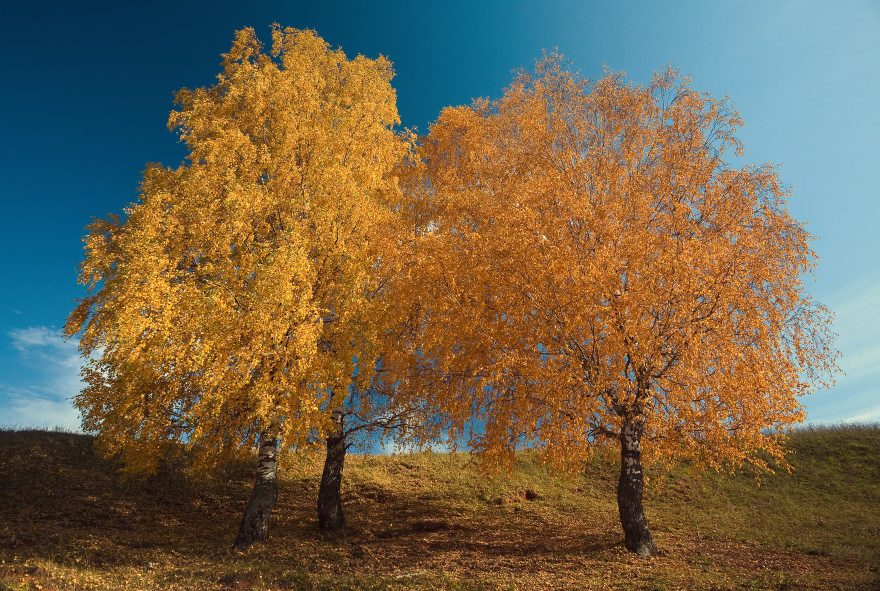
[232,429,278,552]
[617,419,659,558]
[318,409,347,532]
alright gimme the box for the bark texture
[318,408,347,532]
[617,419,659,558]
[232,429,278,552]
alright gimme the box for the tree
[64,26,412,549]
[390,56,838,557]
[313,374,438,532]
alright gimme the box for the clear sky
[1,0,878,431]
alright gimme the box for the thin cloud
[827,272,880,378]
[807,272,880,423]
[844,403,880,424]
[9,326,81,367]
[842,348,880,381]
[1,326,85,431]
[2,387,82,431]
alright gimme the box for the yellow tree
[64,26,412,549]
[392,56,838,557]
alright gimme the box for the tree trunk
[318,409,347,532]
[232,429,278,552]
[617,419,659,557]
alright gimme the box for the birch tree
[65,26,412,549]
[391,56,838,557]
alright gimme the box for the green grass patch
[1,425,878,589]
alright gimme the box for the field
[1,425,878,590]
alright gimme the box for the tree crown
[65,26,412,473]
[389,55,838,474]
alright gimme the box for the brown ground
[1,428,878,590]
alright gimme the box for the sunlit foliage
[392,54,839,475]
[65,26,411,473]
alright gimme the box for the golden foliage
[389,55,839,474]
[66,33,838,484]
[65,26,411,473]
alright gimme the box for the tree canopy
[65,35,838,556]
[65,26,411,474]
[388,55,838,555]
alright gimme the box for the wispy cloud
[9,326,81,366]
[826,272,880,379]
[2,386,82,430]
[806,273,880,424]
[844,403,880,424]
[1,326,84,431]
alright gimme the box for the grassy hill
[0,425,878,590]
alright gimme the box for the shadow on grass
[2,426,879,590]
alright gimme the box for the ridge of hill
[1,425,878,590]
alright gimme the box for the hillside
[1,425,878,590]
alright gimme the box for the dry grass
[1,425,878,590]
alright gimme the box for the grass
[1,425,878,589]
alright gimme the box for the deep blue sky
[2,0,878,430]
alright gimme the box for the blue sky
[1,0,878,431]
